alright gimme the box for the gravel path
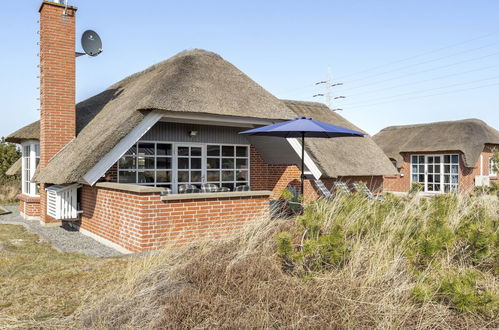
[0,205,123,258]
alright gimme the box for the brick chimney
[39,1,77,225]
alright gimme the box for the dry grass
[0,180,19,204]
[1,194,497,329]
[77,194,499,329]
[0,224,129,329]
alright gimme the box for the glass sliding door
[425,155,442,192]
[175,144,204,192]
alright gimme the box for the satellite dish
[79,30,103,57]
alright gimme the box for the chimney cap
[39,1,77,13]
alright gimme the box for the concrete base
[40,220,62,227]
[20,212,41,221]
[78,226,133,254]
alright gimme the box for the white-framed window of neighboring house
[490,157,497,176]
[21,141,40,196]
[410,154,459,193]
[117,141,250,193]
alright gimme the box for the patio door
[425,155,443,193]
[175,144,205,193]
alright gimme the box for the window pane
[236,158,248,169]
[156,157,172,169]
[207,158,220,169]
[119,171,136,183]
[119,156,136,169]
[191,171,202,182]
[207,170,220,181]
[451,155,458,163]
[191,147,202,156]
[236,146,248,157]
[451,165,458,174]
[222,170,234,181]
[419,175,424,183]
[207,145,220,156]
[412,175,418,182]
[236,170,248,181]
[178,158,189,169]
[157,171,171,183]
[138,157,155,169]
[411,155,417,163]
[138,171,154,183]
[222,158,234,169]
[419,165,424,173]
[191,158,202,169]
[125,144,137,155]
[157,144,172,156]
[138,143,155,155]
[222,146,234,157]
[419,156,424,163]
[178,147,189,156]
[178,171,189,182]
[444,155,451,163]
[412,165,418,173]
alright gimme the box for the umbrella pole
[301,132,305,198]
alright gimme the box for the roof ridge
[380,118,486,132]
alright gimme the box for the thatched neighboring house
[373,119,499,194]
[6,1,394,253]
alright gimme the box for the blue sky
[1,0,498,138]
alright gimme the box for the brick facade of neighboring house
[383,146,498,193]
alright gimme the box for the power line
[341,41,499,85]
[344,75,499,107]
[346,63,499,98]
[335,29,499,81]
[339,50,499,93]
[344,80,499,110]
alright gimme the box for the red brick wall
[39,2,77,225]
[18,194,40,219]
[383,145,499,193]
[79,185,270,252]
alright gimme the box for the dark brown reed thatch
[373,119,499,168]
[5,121,40,144]
[282,100,397,177]
[31,49,296,184]
[7,49,395,184]
[5,158,21,176]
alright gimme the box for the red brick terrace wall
[18,194,40,219]
[79,185,270,252]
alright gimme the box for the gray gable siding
[141,122,250,144]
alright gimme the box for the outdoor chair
[333,182,351,195]
[178,184,201,194]
[160,187,172,196]
[234,185,250,192]
[201,183,219,193]
[353,182,384,201]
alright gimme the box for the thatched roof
[5,158,21,176]
[7,49,395,184]
[373,119,499,168]
[5,121,40,144]
[282,100,397,177]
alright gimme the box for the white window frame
[21,140,40,197]
[117,140,251,194]
[410,153,459,193]
[490,157,497,176]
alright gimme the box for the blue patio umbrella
[240,117,365,196]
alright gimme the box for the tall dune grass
[0,179,19,204]
[78,193,498,329]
